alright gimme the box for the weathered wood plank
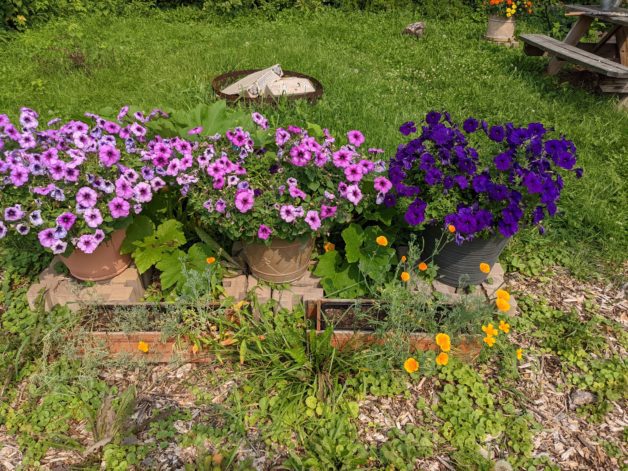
[548,16,593,75]
[566,4,628,27]
[520,34,628,78]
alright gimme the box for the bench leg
[617,26,628,67]
[548,16,593,75]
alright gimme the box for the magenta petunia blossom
[374,176,393,194]
[10,165,29,187]
[84,208,103,228]
[56,212,77,231]
[279,205,296,223]
[347,130,365,147]
[99,145,121,167]
[275,128,291,147]
[188,126,203,135]
[38,228,57,248]
[345,184,363,205]
[305,210,321,231]
[258,224,272,240]
[234,189,254,213]
[76,187,98,208]
[290,145,312,167]
[115,177,134,199]
[289,186,307,199]
[133,182,152,203]
[76,234,99,254]
[332,149,353,169]
[108,197,130,219]
[251,112,269,130]
[320,205,337,219]
[344,164,363,182]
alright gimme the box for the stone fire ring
[212,69,324,106]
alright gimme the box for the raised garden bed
[306,299,482,361]
[79,302,221,363]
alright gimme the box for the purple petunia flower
[99,145,121,167]
[280,205,297,223]
[215,198,226,213]
[404,198,426,226]
[10,165,29,187]
[305,210,321,231]
[16,224,29,235]
[4,206,24,222]
[347,130,365,147]
[108,197,130,219]
[234,189,254,213]
[345,184,363,205]
[77,234,99,254]
[38,228,57,248]
[188,126,203,135]
[29,210,44,226]
[399,121,417,136]
[0,222,6,239]
[76,187,98,208]
[332,149,353,169]
[84,208,103,228]
[258,224,272,240]
[374,176,392,194]
[275,128,291,147]
[150,177,166,191]
[320,205,337,219]
[488,125,505,142]
[51,240,67,255]
[133,182,152,203]
[344,164,363,182]
[252,112,269,129]
[463,118,479,133]
[56,212,76,231]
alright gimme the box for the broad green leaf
[358,248,395,283]
[313,250,342,278]
[120,215,154,254]
[341,224,364,263]
[155,250,186,290]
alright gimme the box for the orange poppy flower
[137,341,149,353]
[404,357,419,374]
[496,298,511,312]
[324,242,335,252]
[435,333,451,352]
[400,255,407,263]
[447,224,456,233]
[482,323,499,337]
[495,289,510,301]
[479,262,491,274]
[435,352,449,366]
[376,235,388,246]
[400,271,410,282]
[206,256,216,264]
[499,319,510,334]
[483,336,496,347]
[418,262,428,271]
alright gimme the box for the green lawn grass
[1,8,626,272]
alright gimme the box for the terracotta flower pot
[243,236,314,283]
[60,229,131,281]
[486,15,516,43]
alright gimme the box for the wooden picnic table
[520,4,628,108]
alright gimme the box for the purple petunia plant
[189,118,389,243]
[0,106,173,255]
[387,111,582,243]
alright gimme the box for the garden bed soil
[307,299,482,361]
[79,302,224,363]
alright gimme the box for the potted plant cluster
[386,111,582,287]
[484,0,534,43]
[0,107,173,281]
[188,121,387,283]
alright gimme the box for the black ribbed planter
[420,227,509,287]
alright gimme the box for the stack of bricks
[222,271,324,311]
[26,259,145,312]
[430,263,517,316]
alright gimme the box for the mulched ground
[0,266,626,470]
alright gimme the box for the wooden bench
[520,33,628,78]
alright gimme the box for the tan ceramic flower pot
[486,15,516,43]
[60,229,131,281]
[243,236,314,283]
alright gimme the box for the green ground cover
[0,8,626,273]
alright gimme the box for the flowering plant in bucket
[484,0,534,17]
[0,107,172,255]
[188,115,390,243]
[387,111,582,244]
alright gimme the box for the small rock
[494,460,513,471]
[403,22,425,38]
[569,390,596,410]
